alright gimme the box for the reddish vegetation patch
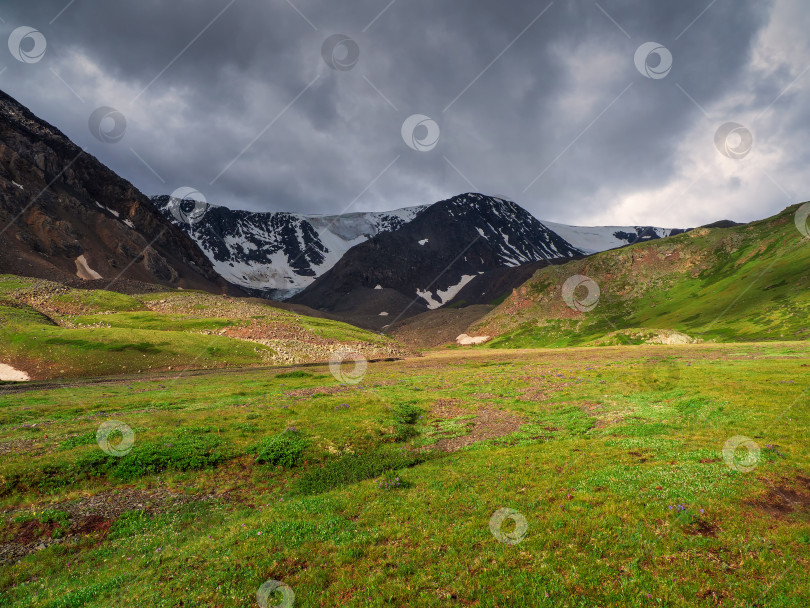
[11,519,60,545]
[71,515,112,536]
[1,487,212,564]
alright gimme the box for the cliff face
[0,89,238,294]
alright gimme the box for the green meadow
[1,343,807,607]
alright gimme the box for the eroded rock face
[0,89,235,294]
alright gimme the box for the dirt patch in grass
[71,514,113,536]
[628,450,651,463]
[56,487,208,520]
[430,398,468,419]
[747,476,810,517]
[0,438,42,456]
[516,389,550,402]
[426,401,527,452]
[0,487,214,564]
[683,518,719,537]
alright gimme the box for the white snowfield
[539,220,679,255]
[185,204,428,293]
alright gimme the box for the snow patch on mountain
[154,196,428,298]
[418,274,477,309]
[539,221,681,254]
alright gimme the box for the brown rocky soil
[0,487,216,564]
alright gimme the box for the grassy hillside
[0,343,807,606]
[471,203,810,348]
[0,276,405,380]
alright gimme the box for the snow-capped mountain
[155,192,684,326]
[539,221,685,254]
[289,193,588,327]
[153,195,427,298]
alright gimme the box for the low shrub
[392,403,422,425]
[292,449,429,495]
[113,435,228,481]
[392,403,423,442]
[74,434,229,482]
[248,430,309,468]
[232,422,259,434]
[275,370,312,379]
[59,431,97,450]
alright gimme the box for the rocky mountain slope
[470,202,810,346]
[289,194,587,329]
[0,89,234,294]
[153,195,427,299]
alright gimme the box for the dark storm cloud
[0,0,806,226]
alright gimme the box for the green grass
[70,311,236,332]
[0,276,400,379]
[291,448,429,495]
[248,430,310,468]
[0,343,807,606]
[477,203,810,348]
[49,291,146,313]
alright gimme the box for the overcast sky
[1,0,808,227]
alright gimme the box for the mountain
[0,89,234,294]
[157,193,684,309]
[289,194,588,329]
[153,195,427,299]
[470,202,810,346]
